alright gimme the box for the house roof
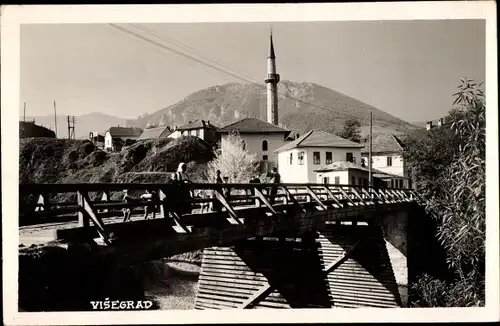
[314,160,405,179]
[275,130,364,153]
[177,119,218,131]
[137,126,172,141]
[106,126,143,138]
[218,118,290,135]
[361,133,404,154]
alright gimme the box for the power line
[109,23,367,123]
[132,23,261,84]
[106,23,231,82]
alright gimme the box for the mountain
[129,81,418,137]
[21,112,131,139]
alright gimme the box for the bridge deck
[19,182,419,264]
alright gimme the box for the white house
[314,160,404,187]
[168,119,219,144]
[360,133,411,188]
[217,118,291,172]
[275,130,365,183]
[104,126,143,152]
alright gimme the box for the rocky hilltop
[130,81,417,136]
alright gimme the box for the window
[262,140,268,151]
[351,176,356,185]
[346,152,353,163]
[359,177,362,185]
[409,179,413,189]
[313,152,320,165]
[289,153,293,165]
[298,152,305,165]
[391,179,394,188]
[195,129,200,137]
[387,156,393,166]
[326,152,332,164]
[263,155,268,161]
[334,176,340,184]
[361,158,366,168]
[323,177,330,184]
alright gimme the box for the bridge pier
[194,230,332,309]
[195,219,404,309]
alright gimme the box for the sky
[20,20,485,123]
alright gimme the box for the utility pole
[368,111,373,186]
[53,100,58,138]
[67,115,76,139]
[23,101,26,122]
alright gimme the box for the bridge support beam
[194,230,332,309]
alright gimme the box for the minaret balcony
[265,73,280,83]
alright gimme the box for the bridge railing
[19,182,417,226]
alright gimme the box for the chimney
[426,121,433,131]
[202,120,206,127]
[438,118,444,127]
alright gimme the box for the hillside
[19,136,214,191]
[130,81,418,136]
[21,112,132,139]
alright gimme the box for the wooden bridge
[19,182,421,309]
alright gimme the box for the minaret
[265,31,280,125]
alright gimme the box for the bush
[403,78,485,307]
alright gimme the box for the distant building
[275,130,364,183]
[314,161,401,187]
[168,119,219,143]
[89,132,105,148]
[104,126,143,151]
[137,126,172,142]
[218,118,291,173]
[360,133,411,189]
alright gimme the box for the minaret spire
[265,30,280,126]
[269,28,275,59]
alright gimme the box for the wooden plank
[77,191,88,227]
[324,240,361,274]
[322,186,343,208]
[253,188,278,215]
[349,188,366,206]
[213,189,242,224]
[171,211,191,233]
[337,187,356,206]
[280,186,306,213]
[79,191,111,245]
[305,186,327,210]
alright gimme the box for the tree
[403,78,485,307]
[206,131,259,183]
[338,118,362,143]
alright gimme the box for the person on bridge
[122,190,133,222]
[140,189,156,220]
[212,170,224,212]
[269,167,281,205]
[171,162,193,215]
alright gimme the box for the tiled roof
[275,130,364,153]
[137,126,172,141]
[314,160,404,179]
[218,118,290,134]
[106,126,143,138]
[361,133,404,154]
[177,119,218,131]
